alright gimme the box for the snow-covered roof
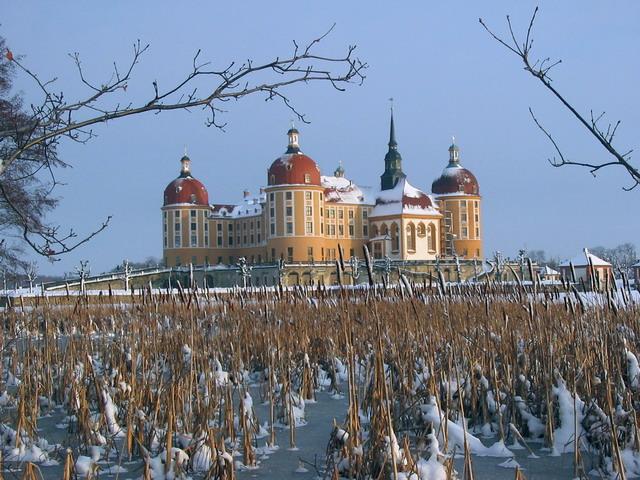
[559,249,612,268]
[538,265,560,275]
[209,194,264,219]
[633,260,640,268]
[370,178,441,218]
[321,175,374,205]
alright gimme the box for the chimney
[243,190,250,199]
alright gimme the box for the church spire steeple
[380,102,405,190]
[388,107,397,148]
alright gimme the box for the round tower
[431,140,482,259]
[162,154,211,267]
[264,127,326,263]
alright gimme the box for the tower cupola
[286,126,301,154]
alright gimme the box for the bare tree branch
[479,8,639,190]
[0,26,367,263]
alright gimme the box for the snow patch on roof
[559,249,612,268]
[321,175,374,205]
[371,178,441,218]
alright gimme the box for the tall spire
[388,100,397,148]
[380,101,405,190]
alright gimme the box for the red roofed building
[160,112,484,275]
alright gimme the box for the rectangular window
[462,226,468,238]
[338,209,344,219]
[305,206,312,216]
[228,236,233,245]
[363,225,368,237]
[286,206,293,217]
[321,223,324,234]
[338,225,344,236]
[320,193,323,201]
[204,223,209,247]
[348,210,354,219]
[287,247,294,262]
[217,236,223,246]
[329,224,335,235]
[270,193,275,202]
[229,223,233,231]
[363,210,368,220]
[305,191,312,200]
[307,246,313,261]
[250,234,254,243]
[349,224,354,236]
[217,223,222,232]
[190,210,196,218]
[217,256,223,264]
[350,248,354,258]
[270,223,275,235]
[286,222,293,234]
[271,248,276,261]
[286,191,292,200]
[257,233,261,243]
[461,213,468,223]
[191,222,197,231]
[190,234,197,247]
[460,200,467,209]
[306,221,313,234]
[270,207,275,218]
[304,174,311,184]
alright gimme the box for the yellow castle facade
[161,113,483,268]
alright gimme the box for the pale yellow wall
[436,195,483,259]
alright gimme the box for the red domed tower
[162,154,211,267]
[431,141,482,259]
[264,127,326,262]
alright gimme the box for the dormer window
[304,174,311,184]
[270,174,275,185]
[190,194,196,203]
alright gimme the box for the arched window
[391,223,399,252]
[380,223,389,236]
[427,223,436,252]
[371,224,379,238]
[406,223,416,252]
[417,223,426,237]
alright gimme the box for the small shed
[538,265,561,282]
[559,248,613,290]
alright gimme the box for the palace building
[161,112,483,270]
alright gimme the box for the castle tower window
[406,224,416,252]
[428,224,436,252]
[391,224,399,252]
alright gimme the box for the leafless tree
[0,26,366,267]
[480,8,638,190]
[23,261,38,293]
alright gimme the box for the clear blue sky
[4,1,639,275]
